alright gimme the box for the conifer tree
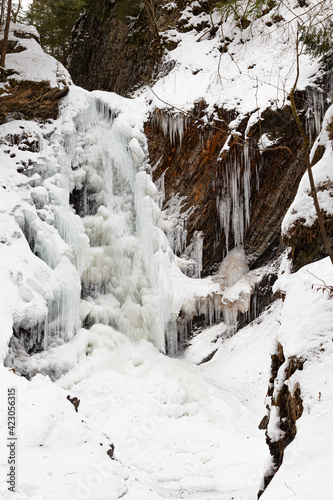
[27,0,86,66]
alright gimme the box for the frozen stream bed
[1,301,278,500]
[3,257,333,500]
[57,306,277,500]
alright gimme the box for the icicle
[166,317,178,357]
[152,109,190,146]
[162,194,189,256]
[305,86,325,146]
[217,195,230,252]
[192,231,203,279]
[243,144,251,229]
[216,145,252,252]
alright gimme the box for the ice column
[305,86,326,145]
[217,145,251,252]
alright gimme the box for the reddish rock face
[145,104,306,275]
[0,77,67,124]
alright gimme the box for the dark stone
[258,415,269,430]
[50,87,70,101]
[68,1,164,95]
[107,443,115,459]
[12,326,44,355]
[283,215,333,272]
[67,395,81,412]
[198,349,218,365]
[0,40,25,54]
[0,80,64,124]
[14,29,40,42]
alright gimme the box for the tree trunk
[0,0,12,67]
[0,0,6,25]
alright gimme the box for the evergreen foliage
[27,0,86,66]
[217,0,277,26]
[299,24,333,61]
[116,0,141,20]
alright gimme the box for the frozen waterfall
[60,91,184,353]
[2,88,263,372]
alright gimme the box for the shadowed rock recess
[146,104,306,275]
[68,0,215,95]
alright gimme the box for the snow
[136,1,326,126]
[282,104,333,232]
[1,23,70,87]
[1,3,333,499]
[259,257,333,499]
[2,254,333,499]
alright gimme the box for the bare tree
[143,0,160,41]
[11,0,22,23]
[1,0,12,67]
[0,0,6,24]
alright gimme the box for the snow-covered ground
[2,259,333,499]
[1,1,333,498]
[136,0,330,133]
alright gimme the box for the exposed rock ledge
[0,71,69,124]
[258,342,304,497]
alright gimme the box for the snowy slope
[260,257,333,499]
[283,104,333,232]
[136,0,329,131]
[2,260,333,499]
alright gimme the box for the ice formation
[1,85,263,365]
[0,24,270,367]
[216,145,252,252]
[0,84,222,362]
[152,109,190,147]
[305,86,326,146]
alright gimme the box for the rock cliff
[146,103,306,275]
[69,1,333,284]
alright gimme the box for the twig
[285,482,296,495]
[307,269,329,288]
[141,74,295,158]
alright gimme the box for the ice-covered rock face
[0,110,87,362]
[2,82,261,370]
[0,80,215,366]
[65,92,174,352]
[1,23,267,371]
